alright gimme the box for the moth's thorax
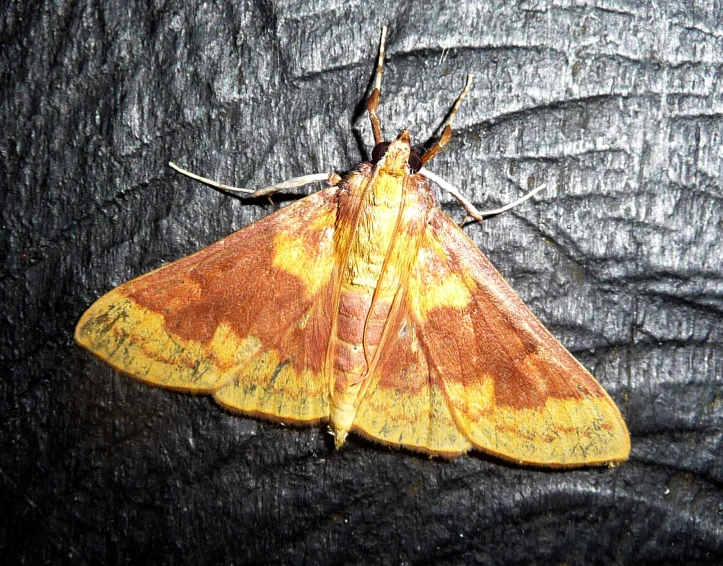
[341,168,405,293]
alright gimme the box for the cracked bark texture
[1,1,722,564]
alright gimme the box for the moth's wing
[408,208,630,466]
[350,182,473,457]
[76,188,339,423]
[351,300,473,457]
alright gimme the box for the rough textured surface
[2,1,722,564]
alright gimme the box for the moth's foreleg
[169,162,340,200]
[421,167,548,225]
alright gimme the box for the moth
[76,28,630,467]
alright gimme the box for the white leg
[169,162,340,197]
[420,167,548,224]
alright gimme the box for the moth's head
[371,129,423,176]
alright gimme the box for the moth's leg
[420,167,547,225]
[169,162,341,198]
[420,74,473,166]
[367,26,387,146]
[247,172,342,198]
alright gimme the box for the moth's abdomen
[329,168,406,442]
[335,167,405,365]
[334,290,391,381]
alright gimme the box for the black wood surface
[2,1,722,564]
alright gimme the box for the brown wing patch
[76,188,339,422]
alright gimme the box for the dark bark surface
[2,1,722,564]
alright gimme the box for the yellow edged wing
[76,188,340,424]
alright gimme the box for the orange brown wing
[351,299,473,457]
[412,208,630,466]
[76,188,340,423]
[353,201,629,465]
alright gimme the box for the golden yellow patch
[272,213,336,298]
[207,324,262,369]
[354,377,472,456]
[408,246,471,320]
[215,348,329,423]
[444,380,630,466]
[75,292,232,391]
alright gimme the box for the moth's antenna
[420,74,473,166]
[367,26,387,146]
